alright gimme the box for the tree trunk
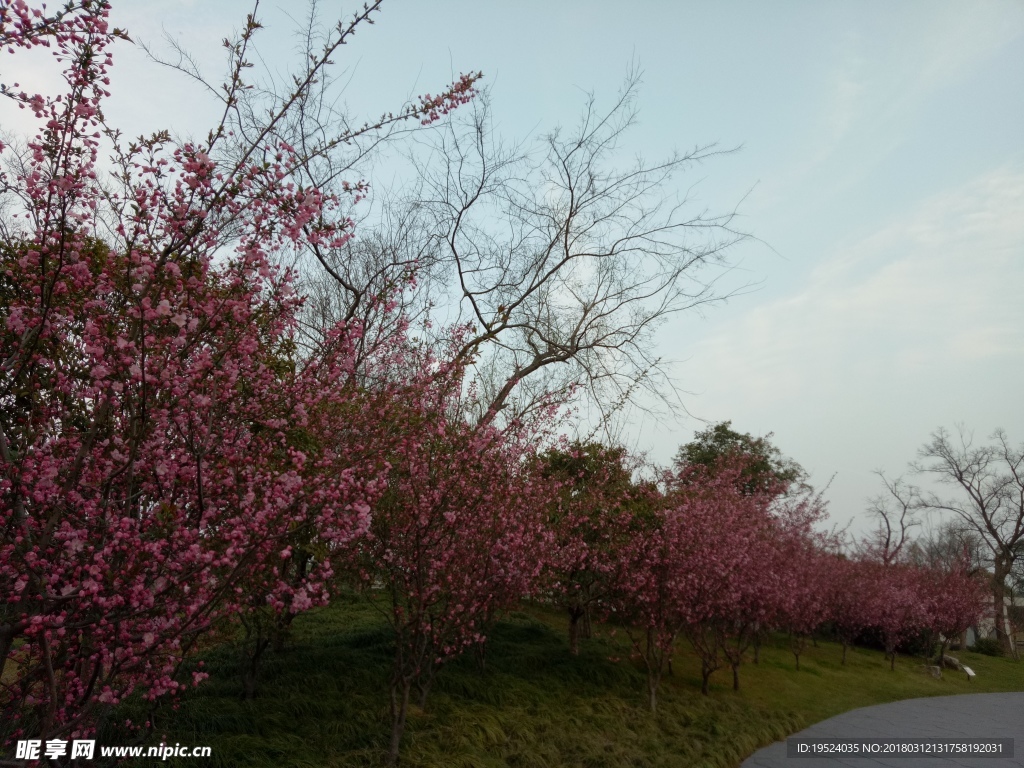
[582,605,593,640]
[241,635,269,700]
[731,663,740,691]
[701,662,713,696]
[0,629,13,687]
[272,611,295,653]
[644,626,663,712]
[790,633,806,671]
[388,679,412,767]
[841,641,848,665]
[239,613,270,700]
[992,561,1017,658]
[568,607,583,656]
[417,663,436,709]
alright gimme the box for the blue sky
[6,1,1022,534]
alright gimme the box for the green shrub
[971,637,1004,657]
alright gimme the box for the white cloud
[691,164,1024,395]
[767,3,1024,206]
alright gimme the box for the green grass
[103,597,1024,767]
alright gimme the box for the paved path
[741,693,1024,767]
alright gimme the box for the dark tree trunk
[239,612,271,700]
[417,671,434,709]
[790,633,807,671]
[701,662,714,696]
[388,678,412,767]
[886,643,897,671]
[568,607,583,656]
[474,639,488,672]
[272,611,294,653]
[241,635,270,700]
[0,629,13,687]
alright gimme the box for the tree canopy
[673,421,805,495]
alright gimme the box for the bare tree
[862,471,920,565]
[295,72,749,428]
[912,426,1024,657]
[905,518,986,574]
[410,77,747,426]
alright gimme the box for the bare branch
[331,72,751,426]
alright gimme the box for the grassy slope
[112,596,1024,768]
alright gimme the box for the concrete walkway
[741,693,1024,767]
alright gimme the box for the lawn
[102,595,1024,767]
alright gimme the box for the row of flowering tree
[533,437,987,712]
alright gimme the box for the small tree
[716,508,785,689]
[344,355,553,765]
[867,563,928,671]
[538,442,646,655]
[822,556,875,664]
[920,555,987,666]
[772,488,830,671]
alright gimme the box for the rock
[938,654,962,670]
[924,665,942,679]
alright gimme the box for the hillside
[103,596,1024,767]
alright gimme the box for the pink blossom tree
[822,556,876,664]
[612,459,777,705]
[678,474,779,696]
[919,555,986,667]
[771,488,831,671]
[608,509,677,711]
[867,563,928,670]
[715,508,785,690]
[341,357,555,765]
[0,0,479,745]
